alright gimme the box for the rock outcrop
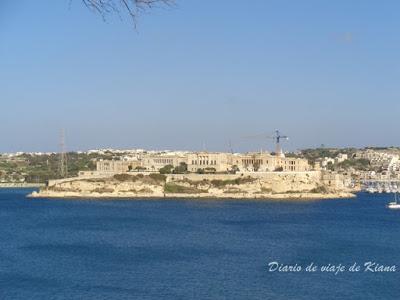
[29,171,355,200]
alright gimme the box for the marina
[362,180,400,194]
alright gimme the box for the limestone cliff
[29,171,354,200]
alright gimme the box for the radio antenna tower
[59,129,68,178]
[228,139,234,154]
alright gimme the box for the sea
[0,189,399,300]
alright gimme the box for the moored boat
[388,193,400,209]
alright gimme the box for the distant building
[335,153,348,164]
[141,154,187,171]
[320,157,335,169]
[231,152,294,172]
[187,152,231,173]
[355,149,399,171]
[95,151,310,174]
[96,159,141,173]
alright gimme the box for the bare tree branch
[81,0,175,25]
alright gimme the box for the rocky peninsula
[28,171,355,200]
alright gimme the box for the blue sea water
[0,189,399,300]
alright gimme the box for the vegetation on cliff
[164,183,208,194]
[113,173,166,184]
[309,186,329,194]
[210,177,256,187]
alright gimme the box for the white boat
[388,193,400,209]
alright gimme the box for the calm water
[0,189,399,300]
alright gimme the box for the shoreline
[0,183,44,188]
[28,191,356,200]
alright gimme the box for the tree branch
[81,0,174,25]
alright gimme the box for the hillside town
[2,146,400,192]
[311,148,400,180]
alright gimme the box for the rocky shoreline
[0,183,44,188]
[27,172,355,200]
[28,190,355,200]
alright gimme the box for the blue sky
[1,0,399,153]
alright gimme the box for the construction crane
[243,130,289,157]
[271,130,289,157]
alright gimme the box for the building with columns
[95,151,310,174]
[231,152,309,172]
[141,155,187,171]
[187,152,231,173]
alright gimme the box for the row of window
[191,160,217,166]
[242,159,266,165]
[152,159,173,164]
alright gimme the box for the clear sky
[1,0,399,153]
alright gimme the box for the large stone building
[95,151,310,174]
[96,159,141,173]
[141,154,187,171]
[231,152,309,172]
[187,152,231,173]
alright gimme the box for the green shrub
[113,174,138,182]
[93,187,114,193]
[310,186,329,194]
[159,165,174,174]
[223,188,242,194]
[173,162,188,174]
[211,177,256,187]
[164,183,207,194]
[260,187,272,193]
[210,179,225,187]
[149,173,166,182]
[196,168,205,174]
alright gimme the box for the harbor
[362,180,400,194]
